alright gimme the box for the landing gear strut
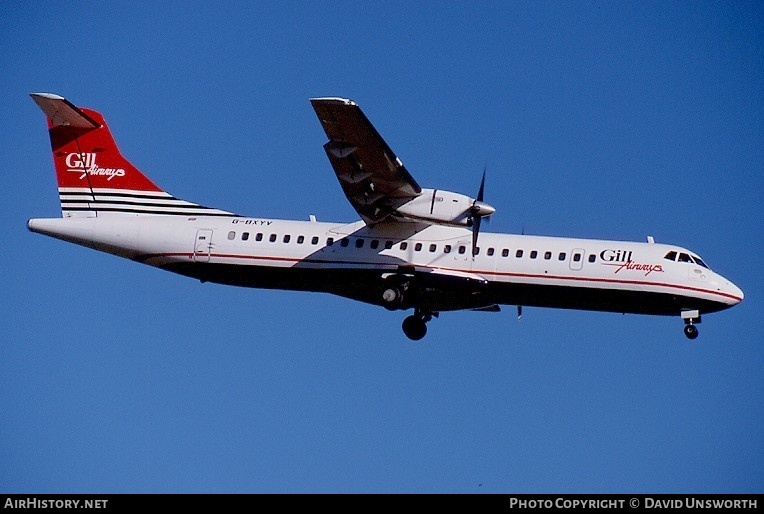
[402,308,434,341]
[681,310,701,340]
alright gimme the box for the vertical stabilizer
[30,93,234,218]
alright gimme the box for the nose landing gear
[681,310,701,340]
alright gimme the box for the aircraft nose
[725,278,744,305]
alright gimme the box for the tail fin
[30,93,234,218]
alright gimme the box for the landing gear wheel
[402,315,427,341]
[684,324,699,340]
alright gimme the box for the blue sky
[2,1,762,493]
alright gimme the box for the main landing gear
[379,276,437,341]
[402,308,435,341]
[681,310,701,340]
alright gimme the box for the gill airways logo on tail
[65,153,125,181]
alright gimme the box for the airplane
[27,93,743,341]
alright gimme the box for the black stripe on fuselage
[60,191,179,200]
[59,191,236,215]
[60,199,208,209]
[61,206,237,216]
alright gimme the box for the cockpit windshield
[663,250,710,269]
[692,255,709,269]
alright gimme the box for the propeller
[468,169,495,256]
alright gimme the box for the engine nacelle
[394,188,486,226]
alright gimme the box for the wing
[310,98,422,224]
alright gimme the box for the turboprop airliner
[27,93,743,340]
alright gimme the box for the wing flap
[424,267,488,285]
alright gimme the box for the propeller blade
[477,168,486,202]
[471,215,481,256]
[471,168,489,257]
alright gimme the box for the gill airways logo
[600,249,664,276]
[65,153,125,181]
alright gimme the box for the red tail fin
[31,93,234,217]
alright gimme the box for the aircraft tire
[402,315,427,341]
[684,324,699,340]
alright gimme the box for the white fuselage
[27,214,744,316]
[26,92,745,340]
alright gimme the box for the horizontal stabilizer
[30,93,100,128]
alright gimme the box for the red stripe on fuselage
[139,251,742,304]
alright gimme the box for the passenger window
[297,235,304,244]
[327,237,334,246]
[340,238,349,247]
[283,235,290,243]
[414,243,422,251]
[544,251,552,260]
[664,251,677,261]
[400,242,408,251]
[530,250,538,259]
[385,241,394,250]
[573,253,582,262]
[487,248,495,256]
[269,234,277,242]
[256,233,263,241]
[558,252,566,261]
[444,245,451,254]
[370,240,380,249]
[474,247,480,255]
[502,249,509,257]
[516,249,524,258]
[588,254,596,263]
[356,239,364,248]
[458,245,466,254]
[678,253,692,263]
[429,244,437,252]
[311,236,319,245]
[227,231,235,240]
[242,232,250,241]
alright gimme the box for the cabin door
[193,229,213,262]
